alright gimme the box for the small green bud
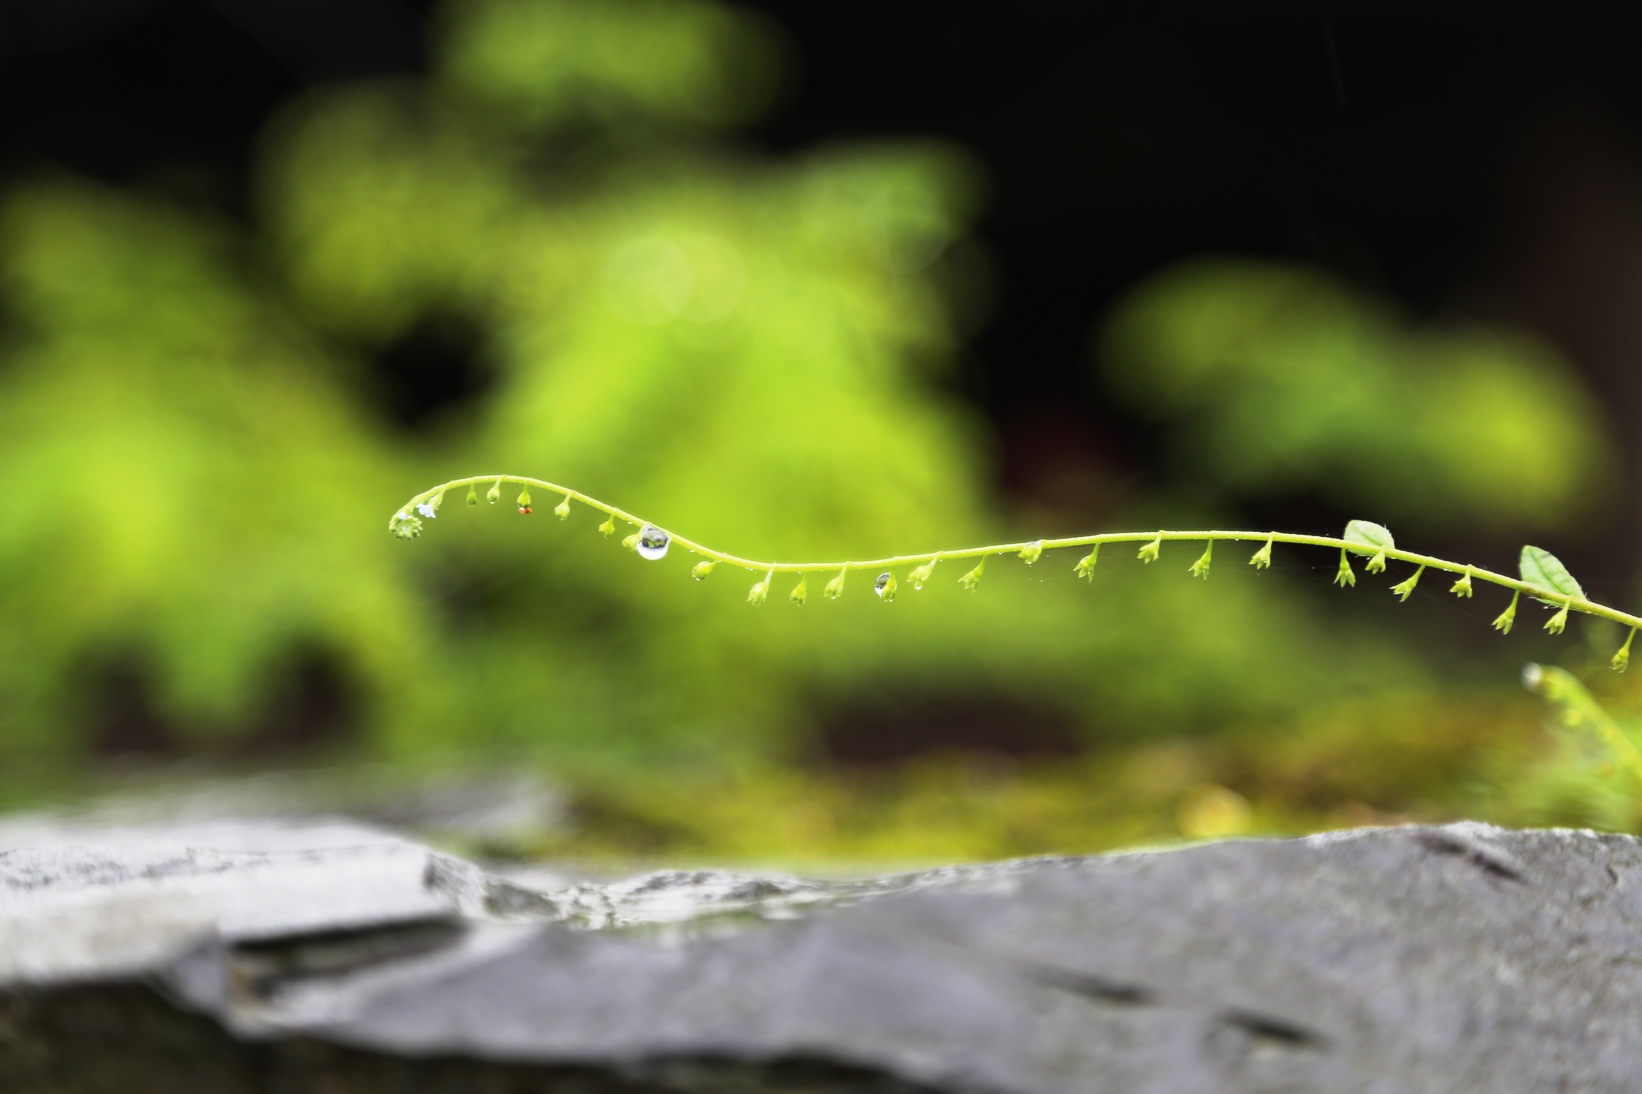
[1137,533,1162,564]
[959,557,986,590]
[1334,549,1356,588]
[1493,589,1520,634]
[1390,564,1426,602]
[1248,537,1273,570]
[486,480,502,504]
[1018,541,1044,566]
[748,571,772,606]
[554,493,572,520]
[1544,597,1571,635]
[790,575,808,605]
[824,568,848,599]
[692,559,716,580]
[389,511,423,539]
[1366,549,1388,574]
[908,558,937,589]
[875,571,897,602]
[466,485,478,506]
[621,531,640,551]
[1450,568,1474,598]
[1074,545,1099,580]
[517,488,532,514]
[1613,629,1636,673]
[1189,541,1212,579]
[598,513,616,537]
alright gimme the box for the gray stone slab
[5,820,1642,1092]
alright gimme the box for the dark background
[6,0,1642,565]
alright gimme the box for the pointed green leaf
[1519,545,1584,601]
[1342,520,1395,555]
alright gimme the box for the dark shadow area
[368,311,494,431]
[87,647,358,763]
[0,983,946,1093]
[817,692,1082,768]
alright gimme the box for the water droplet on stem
[636,524,670,560]
[875,572,896,601]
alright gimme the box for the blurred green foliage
[1101,259,1617,532]
[0,0,1630,855]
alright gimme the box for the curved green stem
[395,475,1642,633]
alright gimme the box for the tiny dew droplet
[487,480,502,504]
[554,494,572,520]
[466,485,478,506]
[874,572,897,602]
[692,560,716,580]
[517,488,532,514]
[636,523,670,560]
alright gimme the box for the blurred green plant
[1505,663,1642,832]
[0,0,1629,859]
[1100,259,1617,532]
[0,186,425,779]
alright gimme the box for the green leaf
[1519,545,1584,601]
[1342,520,1395,555]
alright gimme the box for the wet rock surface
[4,820,1642,1092]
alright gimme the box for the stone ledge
[5,820,1641,1092]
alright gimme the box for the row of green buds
[824,568,847,599]
[1248,536,1273,570]
[1390,564,1425,602]
[1544,597,1572,636]
[1335,549,1356,588]
[394,492,1639,672]
[388,510,423,539]
[1189,541,1212,579]
[1614,629,1636,673]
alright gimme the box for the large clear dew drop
[636,524,670,561]
[874,572,892,597]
